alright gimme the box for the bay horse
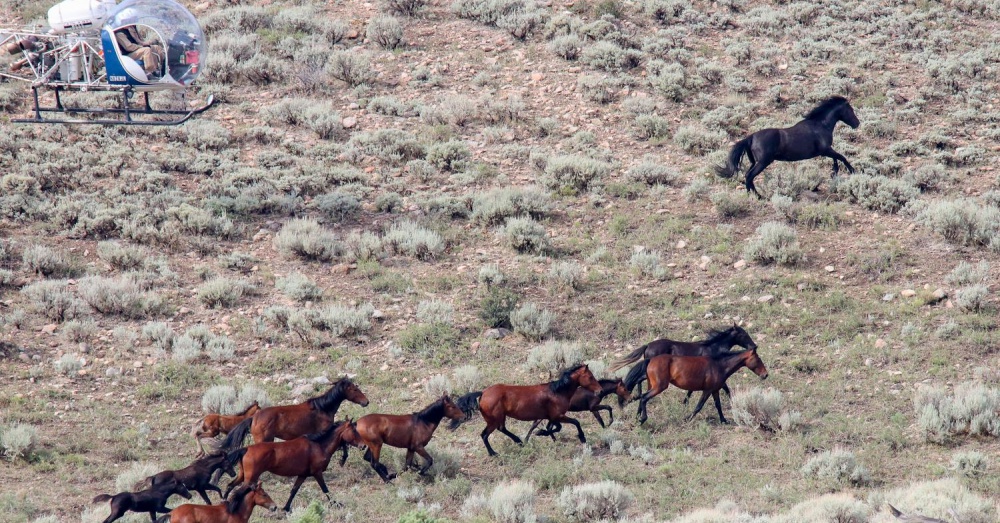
[452,364,602,456]
[92,478,192,523]
[354,394,467,482]
[192,401,261,457]
[155,483,277,523]
[716,96,860,198]
[219,378,368,452]
[223,420,360,512]
[523,378,630,440]
[144,453,236,504]
[613,324,757,398]
[636,348,769,425]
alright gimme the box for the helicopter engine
[48,0,118,35]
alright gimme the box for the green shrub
[328,50,377,87]
[580,41,641,71]
[275,218,343,261]
[682,178,711,202]
[549,34,583,60]
[634,114,671,140]
[916,199,1000,250]
[416,299,454,325]
[510,302,554,340]
[368,14,404,49]
[397,323,461,357]
[385,0,427,16]
[835,174,919,214]
[744,222,804,266]
[383,221,445,260]
[21,280,87,322]
[543,155,612,193]
[673,125,726,155]
[801,448,872,486]
[629,249,667,280]
[479,286,519,328]
[502,217,548,254]
[61,318,97,343]
[914,382,1000,443]
[472,187,550,226]
[526,340,583,375]
[548,261,584,290]
[556,481,634,522]
[426,140,471,172]
[577,75,622,104]
[453,365,483,393]
[21,245,83,278]
[478,263,506,286]
[277,273,324,302]
[288,500,325,523]
[468,480,536,523]
[54,353,83,375]
[947,261,990,286]
[711,191,753,218]
[951,451,988,479]
[1,424,38,461]
[78,275,163,319]
[197,278,247,308]
[315,191,361,222]
[731,387,802,432]
[316,303,375,337]
[397,509,441,523]
[97,241,148,271]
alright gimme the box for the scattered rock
[733,260,747,269]
[824,265,835,272]
[133,361,143,368]
[41,323,57,334]
[930,288,947,303]
[874,339,887,349]
[676,240,686,249]
[883,294,894,301]
[900,289,917,298]
[342,117,358,129]
[312,375,330,385]
[291,383,314,397]
[757,294,774,303]
[106,367,121,377]
[371,309,385,320]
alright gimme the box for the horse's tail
[715,135,752,179]
[224,448,247,472]
[887,504,902,517]
[218,417,251,453]
[449,391,483,430]
[92,494,113,504]
[623,360,649,395]
[134,474,154,491]
[608,344,648,372]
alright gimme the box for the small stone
[312,375,330,385]
[676,240,686,249]
[41,324,57,334]
[932,288,947,300]
[863,358,872,367]
[484,328,512,340]
[371,309,384,320]
[733,260,747,269]
[530,72,544,82]
[79,342,91,353]
[106,367,121,377]
[77,369,88,376]
[178,307,191,315]
[757,294,774,303]
[133,361,143,368]
[874,339,887,349]
[346,29,359,39]
[900,289,917,298]
[883,294,894,301]
[824,265,835,272]
[331,264,352,275]
[342,117,357,129]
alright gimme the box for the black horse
[92,478,192,523]
[716,96,860,198]
[144,452,236,504]
[611,324,757,398]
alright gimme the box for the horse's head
[440,394,467,421]
[839,100,860,129]
[247,401,261,414]
[612,378,630,407]
[571,365,602,393]
[343,379,370,407]
[744,348,769,380]
[251,483,278,513]
[172,479,193,500]
[729,323,757,351]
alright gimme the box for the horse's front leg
[591,407,608,428]
[415,447,434,475]
[712,390,728,424]
[196,488,212,504]
[524,419,542,441]
[555,415,586,443]
[405,450,417,470]
[825,149,854,175]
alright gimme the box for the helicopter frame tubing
[16,84,215,125]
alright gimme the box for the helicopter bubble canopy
[101,0,206,89]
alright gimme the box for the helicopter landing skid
[13,87,215,126]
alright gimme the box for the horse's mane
[549,364,586,393]
[704,327,734,345]
[308,378,351,412]
[233,400,259,416]
[711,348,752,361]
[415,397,447,424]
[804,96,848,120]
[226,485,252,514]
[304,421,344,443]
[597,378,620,387]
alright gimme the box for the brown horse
[220,378,368,452]
[636,348,769,425]
[354,394,466,482]
[192,401,261,457]
[223,420,360,512]
[155,483,277,523]
[453,364,602,456]
[523,378,630,440]
[92,478,192,523]
[144,453,236,504]
[613,324,758,398]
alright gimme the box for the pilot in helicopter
[114,13,163,76]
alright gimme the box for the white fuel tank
[48,0,118,34]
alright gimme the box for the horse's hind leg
[498,423,524,446]
[591,407,608,428]
[196,488,212,504]
[524,420,542,441]
[685,391,712,422]
[722,383,732,399]
[712,390,728,424]
[683,390,693,405]
[744,158,774,199]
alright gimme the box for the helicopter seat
[119,54,148,82]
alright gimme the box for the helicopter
[0,0,214,125]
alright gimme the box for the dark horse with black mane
[452,364,602,456]
[612,324,757,399]
[92,478,192,523]
[716,96,860,198]
[143,452,236,504]
[219,378,368,452]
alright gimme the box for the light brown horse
[636,348,769,425]
[223,420,360,512]
[453,364,602,456]
[220,378,368,452]
[354,394,466,482]
[191,401,261,457]
[156,483,277,523]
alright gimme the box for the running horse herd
[90,326,767,522]
[90,96,862,522]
